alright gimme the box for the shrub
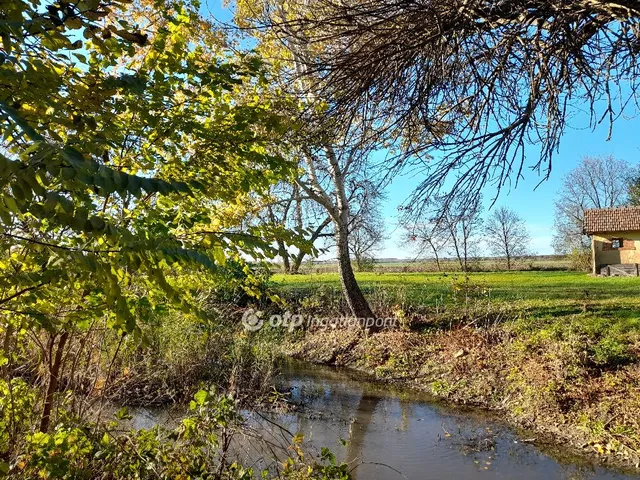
[569,247,591,272]
[355,256,377,272]
[9,390,350,479]
[107,307,278,406]
[206,260,273,307]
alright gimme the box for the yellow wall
[592,231,640,273]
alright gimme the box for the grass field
[274,270,638,297]
[273,270,640,306]
[273,270,640,356]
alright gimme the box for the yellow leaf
[66,17,83,29]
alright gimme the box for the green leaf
[59,196,74,214]
[10,182,25,202]
[194,389,208,406]
[115,407,132,420]
[3,195,20,214]
[0,204,12,225]
[141,177,155,194]
[17,178,33,202]
[24,170,46,196]
[127,174,142,198]
[89,216,106,232]
[1,33,11,55]
[44,192,59,212]
[73,207,89,230]
[113,170,128,193]
[61,167,76,180]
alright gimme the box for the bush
[356,256,377,272]
[0,379,38,460]
[569,247,591,272]
[206,260,273,306]
[106,306,278,406]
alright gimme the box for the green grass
[293,255,571,274]
[273,270,640,301]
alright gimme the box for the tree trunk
[40,331,69,433]
[277,240,291,273]
[290,251,304,274]
[336,226,379,330]
[448,225,464,271]
[428,241,441,272]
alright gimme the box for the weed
[590,337,633,367]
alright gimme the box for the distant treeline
[270,255,571,274]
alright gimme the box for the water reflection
[256,361,636,480]
[124,361,638,480]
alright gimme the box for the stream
[128,360,640,479]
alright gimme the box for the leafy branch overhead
[0,0,295,333]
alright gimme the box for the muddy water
[128,360,639,479]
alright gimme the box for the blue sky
[381,115,640,257]
[204,0,640,258]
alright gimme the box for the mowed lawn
[272,270,640,302]
[272,271,640,339]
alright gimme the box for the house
[583,206,640,276]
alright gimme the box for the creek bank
[280,327,640,473]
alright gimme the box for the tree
[293,129,383,320]
[628,168,640,206]
[262,0,640,212]
[404,196,482,272]
[443,197,484,272]
[405,209,451,272]
[235,0,389,324]
[256,181,331,273]
[552,156,631,254]
[485,207,530,270]
[0,0,292,431]
[258,176,386,273]
[349,189,386,271]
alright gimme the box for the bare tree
[405,195,483,271]
[291,127,390,322]
[259,176,386,274]
[404,210,451,271]
[485,207,530,270]
[258,182,332,273]
[552,155,631,254]
[349,189,386,271]
[444,197,484,272]
[261,0,640,213]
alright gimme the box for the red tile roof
[583,207,640,234]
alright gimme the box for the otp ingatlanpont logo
[241,308,264,331]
